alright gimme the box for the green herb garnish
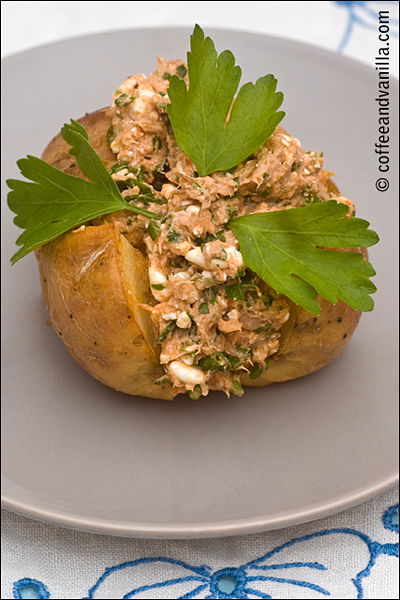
[254,323,272,334]
[225,283,245,301]
[208,285,220,305]
[154,377,171,385]
[153,134,162,152]
[229,200,379,314]
[227,205,238,219]
[147,219,160,241]
[227,355,242,370]
[200,230,226,247]
[155,321,177,344]
[7,120,160,264]
[106,119,117,144]
[249,364,263,379]
[6,24,380,321]
[177,64,188,78]
[227,348,250,371]
[137,165,146,182]
[188,384,202,400]
[198,352,228,372]
[303,192,323,205]
[166,229,183,243]
[114,93,135,107]
[231,379,244,396]
[108,161,131,174]
[151,284,165,291]
[167,24,285,176]
[198,302,210,314]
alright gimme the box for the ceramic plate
[1,28,398,538]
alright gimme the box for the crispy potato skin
[241,263,365,388]
[36,224,175,400]
[41,108,118,177]
[37,109,365,399]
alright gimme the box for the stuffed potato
[34,54,369,400]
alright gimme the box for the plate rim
[2,26,399,539]
[2,474,398,538]
[2,23,398,82]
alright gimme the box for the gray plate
[1,27,398,539]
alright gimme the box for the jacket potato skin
[36,223,175,400]
[37,108,365,399]
[41,107,117,178]
[242,276,364,388]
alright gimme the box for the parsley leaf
[7,120,160,264]
[229,201,379,314]
[167,24,285,176]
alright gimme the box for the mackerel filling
[93,57,355,397]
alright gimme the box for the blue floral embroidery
[12,578,50,600]
[81,525,399,599]
[382,503,399,533]
[332,1,399,51]
[14,504,398,599]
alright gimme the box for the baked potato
[35,92,367,400]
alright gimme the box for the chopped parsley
[198,352,228,373]
[188,384,202,400]
[147,220,160,241]
[153,134,162,152]
[114,93,135,107]
[231,379,244,396]
[154,377,171,385]
[303,192,322,205]
[106,119,117,145]
[200,230,226,247]
[177,64,188,78]
[166,228,183,244]
[225,283,244,301]
[254,323,271,334]
[108,161,131,174]
[198,302,210,314]
[155,321,177,343]
[227,205,238,219]
[249,364,263,379]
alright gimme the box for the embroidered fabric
[3,492,399,599]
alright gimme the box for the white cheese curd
[226,247,245,268]
[137,83,155,98]
[148,268,170,302]
[185,247,206,268]
[167,360,206,385]
[186,205,200,215]
[176,312,192,329]
[181,354,194,365]
[162,312,177,321]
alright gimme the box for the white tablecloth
[1,2,398,599]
